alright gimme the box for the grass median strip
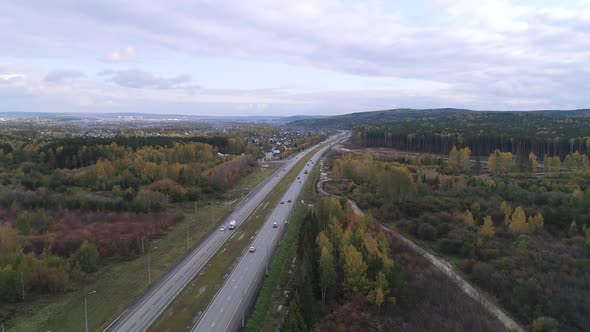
[148,146,323,332]
[6,165,278,332]
[245,156,321,332]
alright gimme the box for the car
[249,246,256,253]
[280,200,284,204]
[287,199,292,203]
[220,226,225,231]
[299,181,302,183]
[273,222,278,228]
[297,176,300,179]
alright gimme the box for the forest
[352,111,590,159]
[323,145,590,331]
[281,197,408,331]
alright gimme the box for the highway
[192,134,348,332]
[104,134,343,332]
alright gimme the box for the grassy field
[149,146,322,332]
[6,164,278,332]
[246,156,322,332]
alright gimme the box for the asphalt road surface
[104,134,344,332]
[193,134,348,332]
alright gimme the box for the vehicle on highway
[249,246,256,253]
[273,222,278,228]
[287,199,291,203]
[228,220,236,229]
[280,201,284,204]
[297,176,300,179]
[220,226,225,231]
[304,170,308,174]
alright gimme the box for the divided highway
[193,134,348,332]
[104,135,343,332]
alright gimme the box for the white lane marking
[212,322,216,328]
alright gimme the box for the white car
[220,226,225,231]
[249,246,256,253]
[273,222,278,228]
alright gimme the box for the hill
[288,108,471,128]
[289,108,590,129]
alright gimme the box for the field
[3,164,278,332]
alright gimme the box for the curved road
[193,134,348,332]
[104,134,344,332]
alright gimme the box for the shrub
[530,316,558,332]
[417,223,437,241]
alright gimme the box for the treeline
[0,135,257,170]
[282,197,407,330]
[353,112,590,158]
[0,139,258,211]
[0,209,180,303]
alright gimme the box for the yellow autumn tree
[569,220,578,237]
[508,206,529,234]
[528,213,544,232]
[528,152,538,173]
[500,201,512,218]
[342,244,368,296]
[488,150,514,175]
[464,210,475,226]
[479,216,495,238]
[448,146,471,173]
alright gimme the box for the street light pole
[148,246,158,285]
[265,244,269,276]
[84,290,96,332]
[148,248,151,285]
[20,271,25,301]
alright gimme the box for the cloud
[0,74,26,81]
[103,68,193,89]
[44,70,85,83]
[1,1,590,113]
[105,46,136,63]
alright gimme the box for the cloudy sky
[1,0,590,116]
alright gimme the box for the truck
[228,220,236,230]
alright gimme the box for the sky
[1,0,590,116]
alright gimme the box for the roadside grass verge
[5,164,278,332]
[148,147,322,331]
[245,157,321,332]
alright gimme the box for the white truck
[228,220,236,230]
